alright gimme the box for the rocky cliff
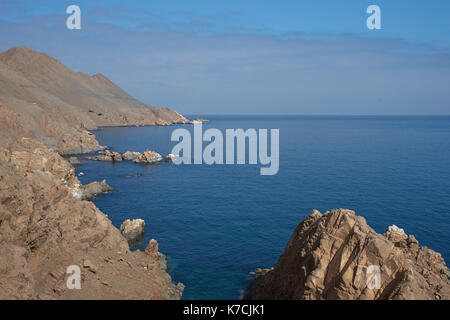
[0,138,184,299]
[0,47,186,299]
[245,209,450,300]
[0,46,189,155]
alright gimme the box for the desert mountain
[0,46,188,154]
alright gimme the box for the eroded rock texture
[245,209,450,300]
[0,139,183,299]
[0,46,187,300]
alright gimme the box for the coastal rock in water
[89,150,123,162]
[80,179,114,201]
[93,150,114,162]
[165,154,179,161]
[111,152,122,162]
[122,151,141,161]
[134,150,163,164]
[0,139,182,299]
[120,219,146,243]
[245,209,450,300]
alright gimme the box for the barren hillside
[0,47,186,299]
[0,46,188,154]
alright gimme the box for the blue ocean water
[76,116,450,300]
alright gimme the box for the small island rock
[120,219,146,243]
[134,150,163,164]
[80,179,114,201]
[122,151,141,161]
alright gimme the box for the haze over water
[77,115,450,299]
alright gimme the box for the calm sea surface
[76,116,450,299]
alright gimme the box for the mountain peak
[0,46,71,79]
[0,46,34,59]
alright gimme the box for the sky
[1,0,450,115]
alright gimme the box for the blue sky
[1,0,450,115]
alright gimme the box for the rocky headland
[245,209,450,300]
[88,149,171,165]
[1,46,448,301]
[0,47,186,300]
[0,46,189,155]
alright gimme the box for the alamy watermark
[367,5,381,30]
[355,264,382,290]
[66,5,81,30]
[65,5,381,31]
[366,265,382,290]
[66,265,81,290]
[170,122,279,176]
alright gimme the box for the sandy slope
[0,46,189,154]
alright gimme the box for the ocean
[76,115,450,299]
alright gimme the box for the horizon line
[183,114,450,117]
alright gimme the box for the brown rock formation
[245,209,450,300]
[80,180,114,201]
[0,139,183,299]
[0,46,187,299]
[0,46,189,155]
[90,150,123,162]
[134,150,164,164]
[122,151,141,161]
[120,219,146,244]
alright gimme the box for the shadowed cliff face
[245,209,450,300]
[0,46,189,154]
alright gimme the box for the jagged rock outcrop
[245,209,450,300]
[80,180,114,201]
[89,150,172,165]
[120,219,146,244]
[122,151,141,161]
[134,150,164,164]
[89,150,122,162]
[0,139,183,299]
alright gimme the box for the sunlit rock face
[245,209,450,300]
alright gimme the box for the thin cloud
[0,10,449,115]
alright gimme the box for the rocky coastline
[86,149,174,165]
[245,209,450,300]
[1,46,449,301]
[0,47,187,300]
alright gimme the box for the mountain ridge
[0,46,189,154]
